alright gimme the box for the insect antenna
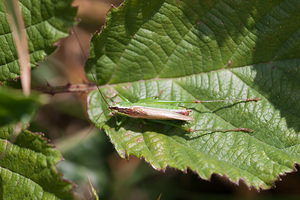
[145,98,261,105]
[192,97,261,103]
[73,28,115,125]
[90,72,110,107]
[72,28,111,108]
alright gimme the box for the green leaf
[87,0,300,189]
[0,124,75,199]
[0,0,76,81]
[0,87,40,126]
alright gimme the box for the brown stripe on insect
[110,106,148,117]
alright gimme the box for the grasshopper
[90,79,259,133]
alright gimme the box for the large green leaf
[0,124,75,199]
[0,0,76,81]
[0,87,40,126]
[86,0,300,189]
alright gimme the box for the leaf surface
[87,0,300,189]
[0,125,75,199]
[0,87,40,126]
[0,0,76,81]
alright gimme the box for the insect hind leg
[146,119,253,134]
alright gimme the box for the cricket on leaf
[89,75,260,134]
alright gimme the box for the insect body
[93,91,260,133]
[106,98,259,120]
[109,102,193,121]
[89,67,259,133]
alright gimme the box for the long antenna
[144,98,261,104]
[73,28,110,107]
[90,71,110,107]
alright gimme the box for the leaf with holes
[86,0,300,189]
[0,0,76,81]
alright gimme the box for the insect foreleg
[116,116,128,129]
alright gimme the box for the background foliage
[0,0,76,199]
[0,0,76,81]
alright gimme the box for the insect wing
[126,106,194,121]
